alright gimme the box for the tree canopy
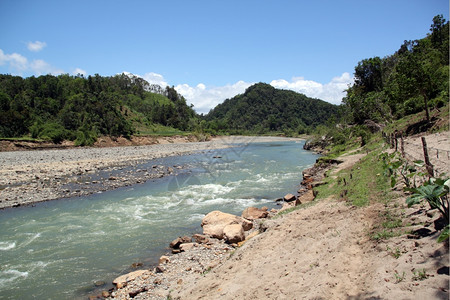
[0,73,196,144]
[343,15,449,124]
[205,83,339,135]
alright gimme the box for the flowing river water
[0,140,318,299]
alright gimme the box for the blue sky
[0,0,448,113]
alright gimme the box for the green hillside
[0,73,196,145]
[205,83,339,135]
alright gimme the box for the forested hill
[343,15,449,125]
[0,73,196,145]
[205,83,339,134]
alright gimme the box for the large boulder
[112,270,148,287]
[298,189,315,203]
[242,207,269,220]
[223,224,245,243]
[201,211,252,239]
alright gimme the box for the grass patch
[134,123,189,136]
[314,147,392,207]
[371,229,401,241]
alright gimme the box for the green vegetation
[343,15,448,125]
[204,83,339,135]
[305,15,448,153]
[412,269,429,281]
[313,142,392,207]
[394,271,406,283]
[0,73,196,144]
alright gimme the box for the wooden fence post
[421,137,434,177]
[400,134,405,157]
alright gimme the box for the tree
[354,57,383,93]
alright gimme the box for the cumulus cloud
[142,72,169,88]
[27,41,47,52]
[270,72,353,105]
[73,68,87,76]
[0,48,63,75]
[175,80,252,114]
[0,49,28,71]
[29,59,64,75]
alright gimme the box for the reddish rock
[112,270,148,287]
[201,211,253,239]
[242,207,269,220]
[223,224,245,243]
[180,242,196,252]
[192,234,209,244]
[283,193,296,202]
[169,236,192,249]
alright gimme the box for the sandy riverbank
[0,136,302,209]
[101,133,449,300]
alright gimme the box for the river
[0,140,318,299]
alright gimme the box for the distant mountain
[205,83,339,134]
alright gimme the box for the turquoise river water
[0,140,318,299]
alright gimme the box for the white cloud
[30,59,64,75]
[73,68,87,76]
[0,49,28,71]
[27,41,47,52]
[270,72,353,105]
[0,48,63,75]
[175,80,253,114]
[142,72,169,88]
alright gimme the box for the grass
[394,271,406,283]
[0,136,45,142]
[314,143,392,207]
[134,123,189,136]
[412,268,429,281]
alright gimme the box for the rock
[279,201,295,212]
[112,270,148,287]
[172,249,181,254]
[192,234,209,244]
[201,211,253,239]
[180,243,196,252]
[159,255,170,264]
[116,282,126,289]
[102,291,110,298]
[94,280,106,287]
[129,287,147,297]
[242,207,269,220]
[298,189,315,203]
[169,236,192,249]
[155,265,165,273]
[283,193,296,202]
[223,224,245,243]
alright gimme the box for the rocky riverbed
[0,136,302,209]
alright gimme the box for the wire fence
[382,132,449,176]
